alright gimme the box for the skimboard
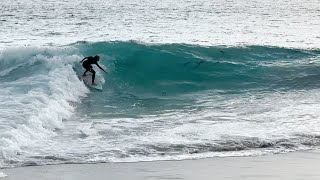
[81,75,103,90]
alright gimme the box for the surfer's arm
[96,63,106,72]
[80,57,88,63]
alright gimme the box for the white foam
[0,47,89,166]
[0,172,7,179]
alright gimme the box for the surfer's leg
[82,69,88,76]
[90,69,96,84]
[82,65,92,76]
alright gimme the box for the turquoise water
[0,0,320,169]
[1,42,320,167]
[77,42,320,118]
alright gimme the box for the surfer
[80,55,106,85]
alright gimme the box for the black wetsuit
[82,56,98,84]
[82,56,97,72]
[81,56,105,84]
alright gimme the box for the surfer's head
[94,55,100,61]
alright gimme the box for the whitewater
[0,0,320,169]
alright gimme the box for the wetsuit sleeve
[95,63,106,72]
[80,57,88,63]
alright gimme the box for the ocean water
[0,0,320,168]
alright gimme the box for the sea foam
[0,172,7,179]
[0,47,89,167]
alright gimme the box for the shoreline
[2,150,320,180]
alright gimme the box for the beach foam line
[2,150,320,180]
[0,172,7,179]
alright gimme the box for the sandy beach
[1,150,320,180]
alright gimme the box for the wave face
[77,42,320,94]
[1,42,320,168]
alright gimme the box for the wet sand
[2,151,320,180]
